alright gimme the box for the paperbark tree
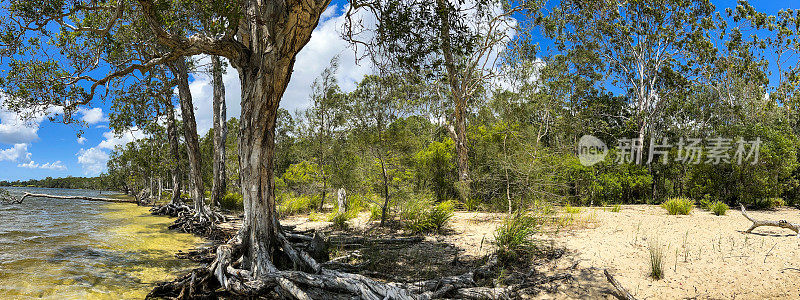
[164,101,183,205]
[1,0,499,297]
[169,58,209,220]
[210,55,228,208]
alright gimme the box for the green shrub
[752,197,784,210]
[661,197,693,215]
[428,200,455,231]
[494,211,540,263]
[708,201,728,216]
[610,204,621,212]
[569,155,653,205]
[329,212,349,229]
[699,195,712,210]
[278,194,316,215]
[369,203,383,221]
[401,198,455,233]
[648,241,664,280]
[220,192,244,210]
[462,197,481,211]
[563,204,581,214]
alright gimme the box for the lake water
[0,187,205,299]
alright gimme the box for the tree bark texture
[164,102,183,205]
[211,55,228,208]
[170,58,208,218]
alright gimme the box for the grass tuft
[563,204,581,214]
[494,211,540,264]
[219,192,243,210]
[661,197,693,215]
[708,201,728,216]
[328,212,350,229]
[401,198,455,233]
[278,194,317,215]
[648,240,664,280]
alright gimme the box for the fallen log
[740,204,799,237]
[2,192,138,204]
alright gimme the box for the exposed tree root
[168,209,229,239]
[176,247,217,263]
[150,227,515,300]
[740,204,800,237]
[151,201,192,217]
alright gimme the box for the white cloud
[40,161,66,170]
[181,4,373,136]
[282,4,373,111]
[77,136,87,144]
[77,147,110,175]
[76,127,146,175]
[79,107,106,125]
[0,95,64,144]
[0,143,30,162]
[17,160,37,168]
[97,128,147,150]
[1,142,66,171]
[18,160,66,171]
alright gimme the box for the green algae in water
[0,194,205,300]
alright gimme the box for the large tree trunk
[226,0,330,279]
[165,103,183,205]
[211,55,228,208]
[171,59,208,219]
[436,0,471,193]
[236,64,282,277]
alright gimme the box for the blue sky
[0,0,796,181]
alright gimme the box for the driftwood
[740,204,800,237]
[604,269,637,300]
[0,192,137,204]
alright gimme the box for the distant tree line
[0,176,111,190]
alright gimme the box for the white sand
[556,205,800,299]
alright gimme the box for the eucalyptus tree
[543,0,718,163]
[727,2,800,111]
[347,73,419,225]
[300,58,347,210]
[347,0,543,199]
[0,0,499,297]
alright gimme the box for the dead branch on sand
[604,269,637,300]
[740,204,799,237]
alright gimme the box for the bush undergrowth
[494,211,540,264]
[661,197,693,215]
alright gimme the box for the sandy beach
[554,205,800,299]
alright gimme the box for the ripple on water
[0,187,204,299]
